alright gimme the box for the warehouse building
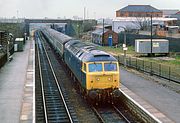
[116,5,163,17]
[92,28,118,46]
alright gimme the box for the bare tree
[132,17,151,31]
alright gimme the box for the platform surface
[120,68,180,122]
[0,40,34,123]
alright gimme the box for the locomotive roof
[81,50,117,62]
[65,40,117,62]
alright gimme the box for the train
[40,28,121,103]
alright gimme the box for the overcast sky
[0,0,179,19]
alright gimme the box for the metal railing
[117,55,180,83]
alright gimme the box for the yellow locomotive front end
[85,61,121,101]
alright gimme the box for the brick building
[116,5,163,17]
[92,29,118,46]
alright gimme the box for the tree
[132,17,151,30]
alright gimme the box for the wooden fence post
[169,66,171,82]
[143,60,144,72]
[159,64,161,76]
[150,62,153,76]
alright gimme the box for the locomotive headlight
[96,78,100,81]
[108,77,111,81]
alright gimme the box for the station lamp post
[118,26,127,67]
[77,24,80,39]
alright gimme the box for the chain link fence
[117,55,180,83]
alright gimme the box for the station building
[92,28,118,46]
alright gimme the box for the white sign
[123,47,128,51]
[153,43,159,47]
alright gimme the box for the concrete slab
[0,39,34,123]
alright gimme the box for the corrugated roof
[92,28,109,35]
[113,17,177,22]
[175,11,180,15]
[118,5,162,13]
[161,10,179,15]
[135,39,169,42]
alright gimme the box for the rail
[91,105,132,123]
[113,106,131,123]
[36,31,74,123]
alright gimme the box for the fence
[0,53,7,69]
[118,33,180,52]
[117,55,180,83]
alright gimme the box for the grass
[96,46,136,56]
[95,45,180,67]
[142,55,180,67]
[163,56,180,66]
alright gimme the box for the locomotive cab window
[104,63,117,71]
[88,63,102,72]
[82,63,86,72]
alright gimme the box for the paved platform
[0,39,34,123]
[120,68,180,122]
[120,85,174,123]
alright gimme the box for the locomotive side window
[104,63,117,71]
[88,63,102,72]
[83,63,86,72]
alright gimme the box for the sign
[123,47,128,51]
[153,42,159,47]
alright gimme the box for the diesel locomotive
[41,28,121,102]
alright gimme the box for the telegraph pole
[84,7,86,20]
[102,19,104,46]
[150,14,153,56]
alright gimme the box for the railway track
[35,31,77,123]
[92,105,131,123]
[36,29,143,123]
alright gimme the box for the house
[112,17,177,33]
[92,28,118,46]
[161,10,179,18]
[171,11,180,20]
[116,5,163,17]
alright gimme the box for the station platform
[0,39,34,123]
[120,68,180,122]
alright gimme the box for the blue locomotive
[41,28,121,102]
